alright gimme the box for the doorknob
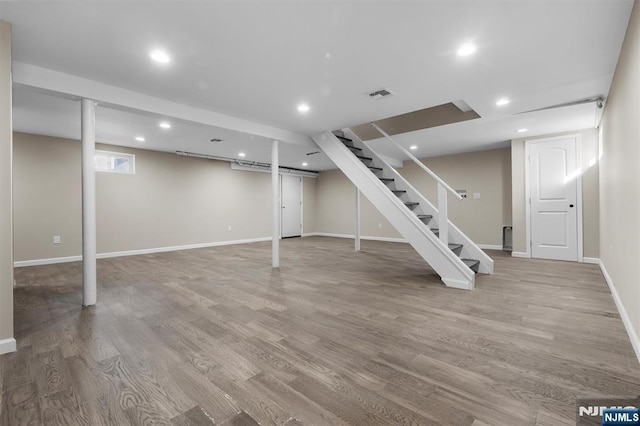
[569,204,574,208]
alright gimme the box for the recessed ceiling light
[496,98,510,106]
[457,43,476,57]
[135,136,145,142]
[517,128,528,133]
[159,122,171,129]
[150,49,170,64]
[302,162,308,166]
[238,152,246,157]
[297,103,310,113]
[409,145,418,150]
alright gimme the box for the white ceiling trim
[13,61,314,147]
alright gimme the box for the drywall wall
[599,0,640,359]
[315,148,512,246]
[511,128,600,258]
[303,177,317,234]
[399,148,512,247]
[0,21,15,353]
[13,132,316,262]
[315,168,400,239]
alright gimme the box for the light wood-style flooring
[2,236,640,425]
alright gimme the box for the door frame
[524,134,583,262]
[279,173,303,238]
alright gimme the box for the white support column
[437,182,448,247]
[81,99,97,306]
[355,186,361,252]
[271,140,280,268]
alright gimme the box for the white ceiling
[1,1,633,168]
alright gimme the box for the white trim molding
[582,257,600,265]
[306,233,502,249]
[0,337,16,355]
[511,251,531,258]
[309,232,407,243]
[599,260,640,364]
[14,237,272,268]
[477,244,503,250]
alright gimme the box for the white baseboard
[14,255,82,267]
[599,260,640,364]
[309,233,502,248]
[511,251,531,258]
[0,337,16,355]
[583,257,600,264]
[477,244,503,250]
[309,232,407,243]
[13,237,272,268]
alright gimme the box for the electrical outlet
[378,223,382,229]
[53,235,61,244]
[473,193,481,199]
[227,226,232,232]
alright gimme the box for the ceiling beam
[12,61,314,147]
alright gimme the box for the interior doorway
[281,174,302,238]
[526,135,582,261]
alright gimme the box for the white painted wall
[599,0,640,361]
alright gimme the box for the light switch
[473,193,481,199]
[53,235,61,244]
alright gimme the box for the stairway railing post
[355,186,361,252]
[438,183,448,247]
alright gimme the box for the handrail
[369,122,463,201]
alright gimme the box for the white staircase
[312,129,493,290]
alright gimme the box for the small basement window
[95,150,135,174]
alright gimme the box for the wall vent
[209,138,224,143]
[367,88,394,100]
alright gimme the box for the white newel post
[355,186,361,252]
[438,182,448,247]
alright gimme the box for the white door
[281,174,302,238]
[529,137,580,261]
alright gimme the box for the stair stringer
[342,129,494,274]
[313,131,475,290]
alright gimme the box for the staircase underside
[313,130,493,290]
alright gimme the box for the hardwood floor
[2,236,639,425]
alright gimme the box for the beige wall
[13,132,316,261]
[510,129,600,258]
[315,148,512,246]
[302,177,317,234]
[600,1,640,353]
[315,168,400,239]
[400,148,512,247]
[0,21,14,348]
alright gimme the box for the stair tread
[431,228,439,235]
[448,243,463,250]
[405,202,419,206]
[368,166,383,171]
[417,214,432,220]
[462,258,480,273]
[336,135,353,142]
[391,190,407,194]
[356,155,373,161]
[346,145,363,152]
[379,178,394,182]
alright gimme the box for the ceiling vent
[209,138,224,143]
[367,88,394,100]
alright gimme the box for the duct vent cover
[367,88,394,100]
